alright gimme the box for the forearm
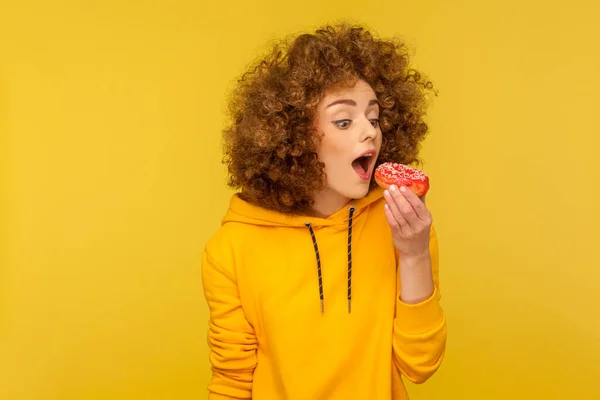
[398,251,435,304]
[203,250,257,399]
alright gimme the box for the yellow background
[2,0,599,399]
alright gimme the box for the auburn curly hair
[222,23,435,215]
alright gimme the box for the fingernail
[400,186,407,193]
[389,185,397,192]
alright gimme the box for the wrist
[397,252,434,304]
[398,249,431,263]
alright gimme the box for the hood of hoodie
[220,186,386,314]
[222,186,385,229]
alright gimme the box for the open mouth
[352,152,375,179]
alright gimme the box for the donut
[374,162,429,197]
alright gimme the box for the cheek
[317,131,343,160]
[376,134,383,151]
[320,142,347,167]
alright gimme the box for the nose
[359,117,378,142]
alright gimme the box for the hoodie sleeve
[392,225,447,384]
[202,250,257,399]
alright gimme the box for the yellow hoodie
[201,187,446,400]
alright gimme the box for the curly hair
[221,23,435,215]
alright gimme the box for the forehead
[320,79,377,102]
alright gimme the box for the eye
[333,119,352,130]
[370,118,380,128]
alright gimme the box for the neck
[308,187,351,218]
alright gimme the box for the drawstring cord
[305,222,325,314]
[305,205,356,314]
[347,206,355,313]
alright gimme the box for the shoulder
[204,221,251,262]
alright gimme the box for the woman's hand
[383,184,432,259]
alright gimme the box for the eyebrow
[326,99,380,108]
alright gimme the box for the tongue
[352,159,366,175]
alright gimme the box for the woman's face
[312,79,382,216]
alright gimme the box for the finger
[389,185,420,228]
[399,186,430,221]
[384,203,404,236]
[384,189,409,231]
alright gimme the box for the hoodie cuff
[395,287,444,335]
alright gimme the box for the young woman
[202,23,447,400]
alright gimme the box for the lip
[357,149,377,159]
